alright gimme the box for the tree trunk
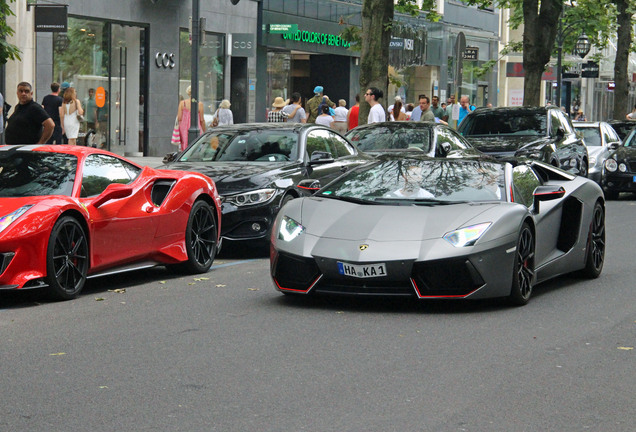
[358,0,393,124]
[522,0,562,106]
[612,0,631,120]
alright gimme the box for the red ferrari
[0,145,222,300]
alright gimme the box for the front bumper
[602,171,636,193]
[220,201,278,241]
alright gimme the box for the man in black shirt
[41,82,63,144]
[5,82,54,144]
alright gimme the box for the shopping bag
[170,117,181,146]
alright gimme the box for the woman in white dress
[59,87,83,145]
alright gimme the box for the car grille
[411,259,485,297]
[273,252,321,291]
[314,278,414,296]
[627,160,636,173]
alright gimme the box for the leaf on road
[336,311,344,314]
[108,289,126,294]
[159,281,166,284]
[194,277,210,281]
[216,284,226,287]
[248,288,259,291]
[188,282,196,285]
[99,386,108,389]
[49,352,66,356]
[617,346,633,351]
[95,297,105,301]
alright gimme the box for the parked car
[345,121,482,158]
[458,106,588,176]
[161,123,373,244]
[602,128,636,199]
[607,120,636,142]
[573,121,621,185]
[0,145,221,300]
[270,154,605,306]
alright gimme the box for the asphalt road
[1,199,635,431]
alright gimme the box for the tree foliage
[0,0,21,64]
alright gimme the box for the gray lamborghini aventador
[270,154,605,306]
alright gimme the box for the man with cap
[306,85,334,123]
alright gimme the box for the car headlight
[619,163,627,172]
[224,189,276,207]
[605,159,617,172]
[443,222,492,247]
[0,205,33,234]
[589,156,597,166]
[278,215,305,241]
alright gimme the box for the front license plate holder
[337,261,387,278]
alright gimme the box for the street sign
[607,82,615,91]
[268,24,298,34]
[34,5,67,32]
[463,47,478,60]
[581,61,599,78]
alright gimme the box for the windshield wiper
[318,194,378,205]
[374,198,466,206]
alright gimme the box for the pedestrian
[409,94,427,121]
[365,87,385,123]
[84,88,98,133]
[41,82,63,144]
[332,99,348,133]
[4,82,55,145]
[458,96,475,126]
[211,99,234,126]
[443,94,457,122]
[626,104,636,121]
[347,94,360,130]
[430,96,445,120]
[405,103,414,120]
[390,100,407,121]
[306,85,334,123]
[315,104,334,127]
[417,96,435,122]
[0,90,4,142]
[388,95,406,117]
[267,97,289,122]
[574,110,587,121]
[282,93,306,123]
[60,87,84,146]
[177,86,206,151]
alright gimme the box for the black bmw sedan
[161,123,373,244]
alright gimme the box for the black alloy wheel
[508,223,535,306]
[46,216,89,300]
[580,202,605,278]
[178,200,217,273]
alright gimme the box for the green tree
[349,0,438,124]
[0,0,21,64]
[611,0,635,120]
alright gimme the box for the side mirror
[309,151,335,165]
[608,142,620,150]
[91,183,133,208]
[297,179,321,193]
[439,141,451,156]
[532,185,565,212]
[163,152,178,164]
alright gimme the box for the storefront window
[179,30,225,126]
[266,50,291,109]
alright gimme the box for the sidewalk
[127,155,165,168]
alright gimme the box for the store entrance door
[109,24,146,156]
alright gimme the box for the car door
[303,128,362,185]
[80,154,158,270]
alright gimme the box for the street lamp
[555,19,591,108]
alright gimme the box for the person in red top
[347,94,360,130]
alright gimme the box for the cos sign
[155,52,175,69]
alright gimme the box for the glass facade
[179,30,225,126]
[53,17,147,154]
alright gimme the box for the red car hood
[0,196,70,216]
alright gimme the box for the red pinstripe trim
[274,274,323,294]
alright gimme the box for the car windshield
[461,112,547,137]
[179,129,299,162]
[319,158,505,204]
[575,127,602,146]
[0,151,77,197]
[624,129,636,147]
[346,127,433,153]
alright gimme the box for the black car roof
[206,122,325,134]
[469,106,554,115]
[347,121,445,132]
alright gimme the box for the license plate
[633,176,636,182]
[337,261,387,278]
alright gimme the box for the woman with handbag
[211,99,233,127]
[59,87,84,145]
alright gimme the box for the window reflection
[0,153,77,197]
[81,154,140,197]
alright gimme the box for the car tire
[45,216,89,300]
[175,200,218,273]
[603,189,618,200]
[280,193,295,209]
[508,223,535,306]
[580,201,605,278]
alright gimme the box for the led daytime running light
[0,205,33,234]
[443,222,492,247]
